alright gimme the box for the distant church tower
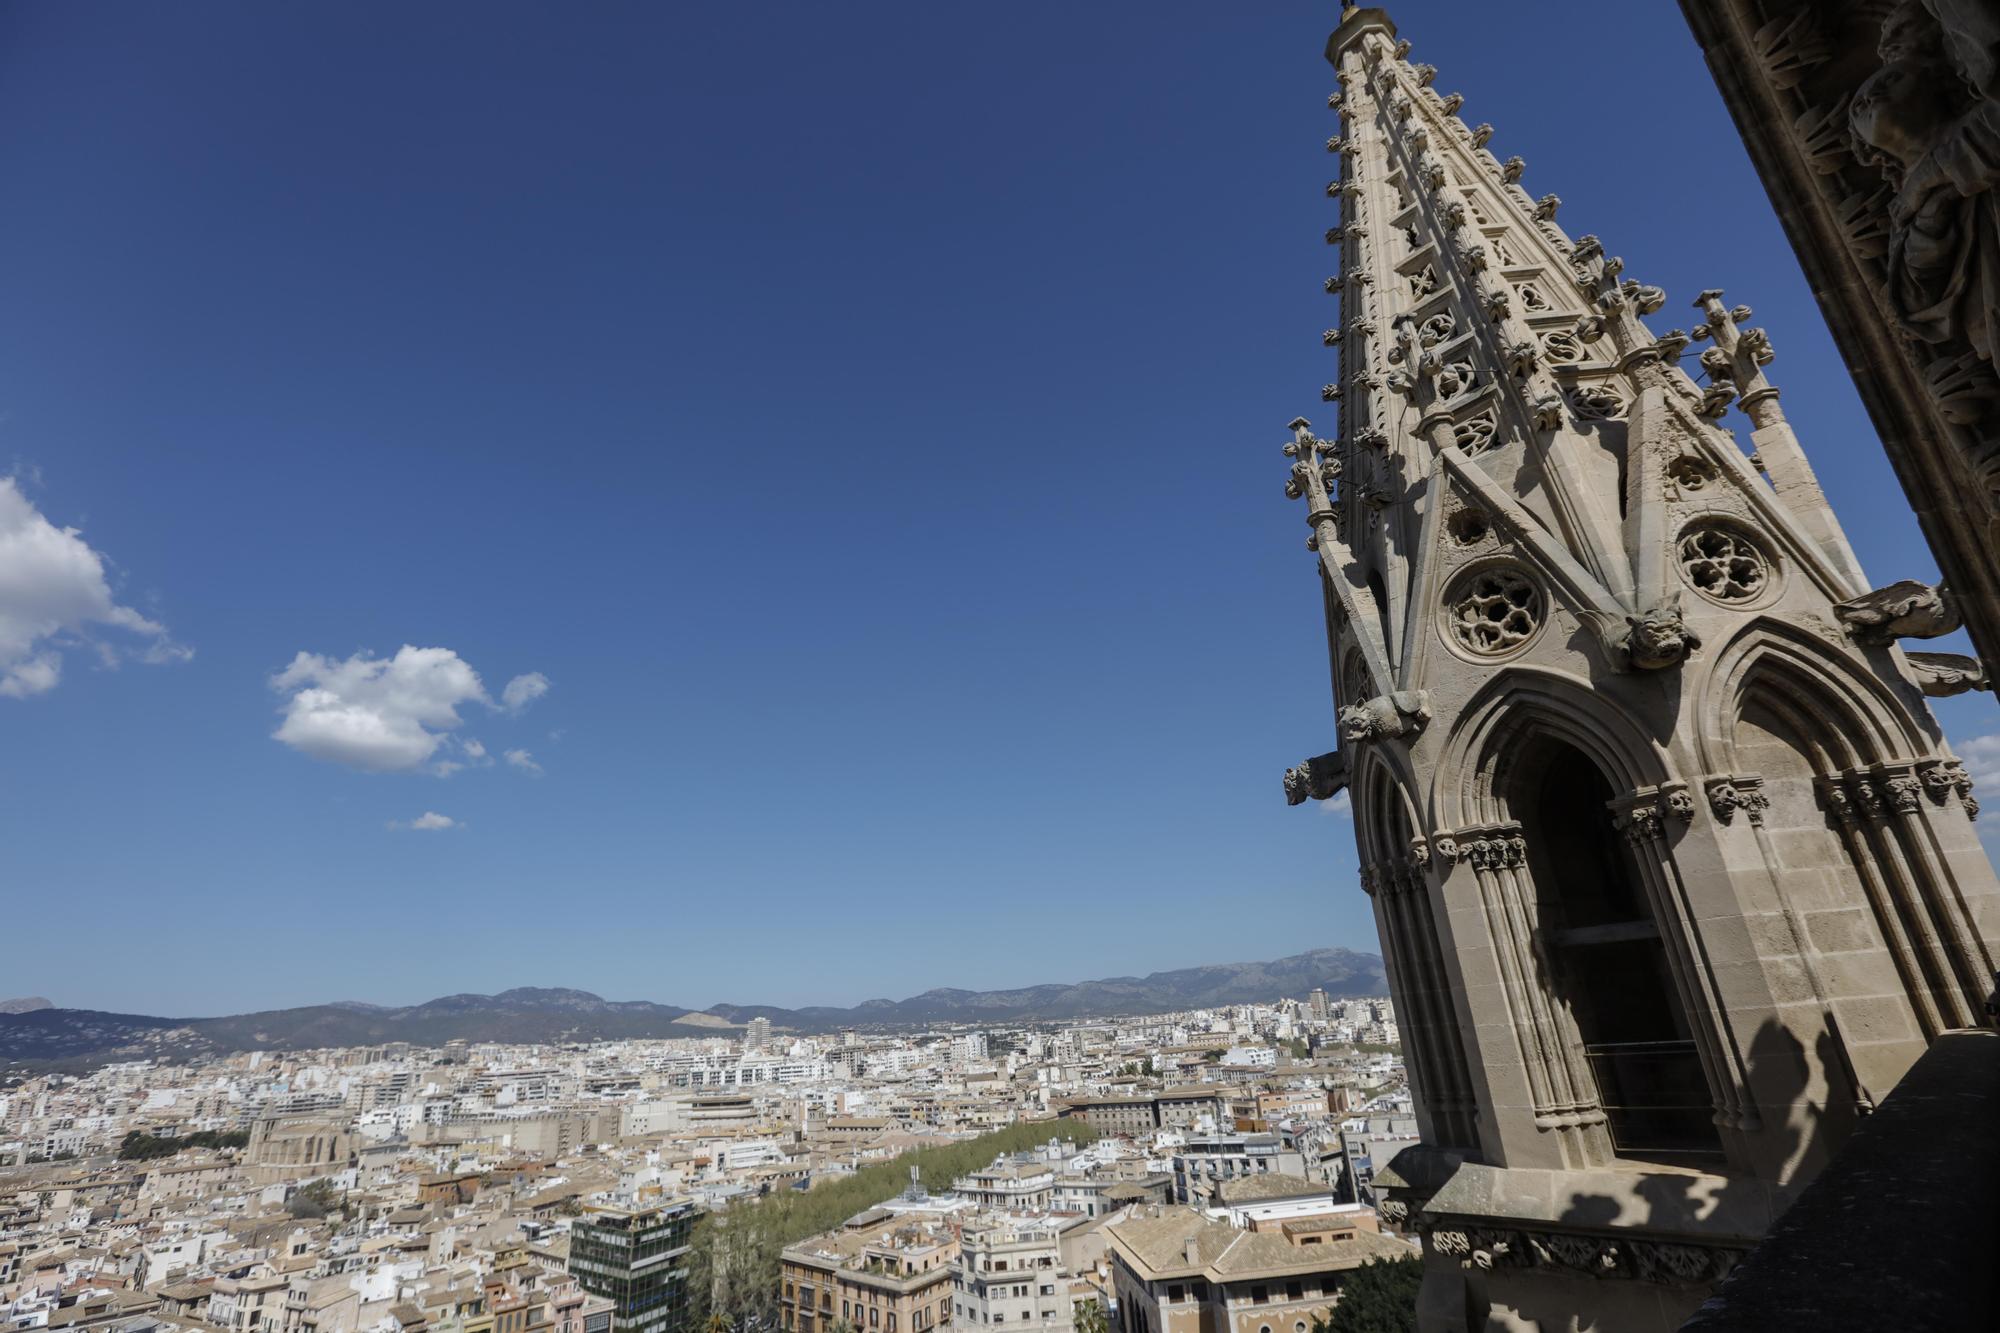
[1282,8,2000,1329]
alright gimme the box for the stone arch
[1428,666,1672,832]
[1349,744,1481,1150]
[1694,617,1930,777]
[1421,668,1759,1168]
[1698,617,1989,1036]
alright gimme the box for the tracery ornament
[1435,361,1478,400]
[1517,282,1550,311]
[1443,566,1544,657]
[1566,381,1627,421]
[1665,454,1719,494]
[1453,411,1498,453]
[1421,1220,1743,1285]
[1419,311,1456,345]
[1540,328,1582,365]
[1445,507,1491,547]
[1677,524,1774,604]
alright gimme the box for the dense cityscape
[0,996,1419,1333]
[6,0,1998,1327]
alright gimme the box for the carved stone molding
[1422,1217,1745,1286]
[1609,782,1694,841]
[1681,0,2000,674]
[1436,822,1526,871]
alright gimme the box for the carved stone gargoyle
[1833,579,1963,645]
[1337,690,1431,744]
[1905,650,1992,697]
[1620,598,1702,671]
[1283,750,1350,807]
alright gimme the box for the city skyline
[3,1,1994,1016]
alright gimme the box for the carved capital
[1706,775,1770,827]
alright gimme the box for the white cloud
[504,747,542,775]
[1319,791,1353,817]
[388,811,459,831]
[501,672,550,713]
[1957,733,2000,792]
[272,645,488,772]
[271,646,548,774]
[0,477,188,698]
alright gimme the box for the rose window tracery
[1677,525,1772,603]
[1445,567,1544,656]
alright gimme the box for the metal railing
[1581,1039,1721,1161]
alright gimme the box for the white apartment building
[952,1218,1069,1333]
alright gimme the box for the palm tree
[1072,1300,1109,1333]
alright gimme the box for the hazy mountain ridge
[0,948,1386,1069]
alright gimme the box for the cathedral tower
[1282,8,2000,1329]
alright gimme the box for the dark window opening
[1520,742,1723,1164]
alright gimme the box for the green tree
[1072,1299,1109,1333]
[1311,1255,1422,1333]
[687,1121,1101,1331]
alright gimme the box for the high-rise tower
[1283,8,2000,1329]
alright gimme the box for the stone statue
[1849,1,2000,368]
[1904,649,1992,695]
[1338,690,1432,744]
[1620,600,1702,671]
[1833,578,1963,644]
[1283,750,1350,806]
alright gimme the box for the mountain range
[0,946,1386,1070]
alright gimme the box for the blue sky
[2,2,1992,1016]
